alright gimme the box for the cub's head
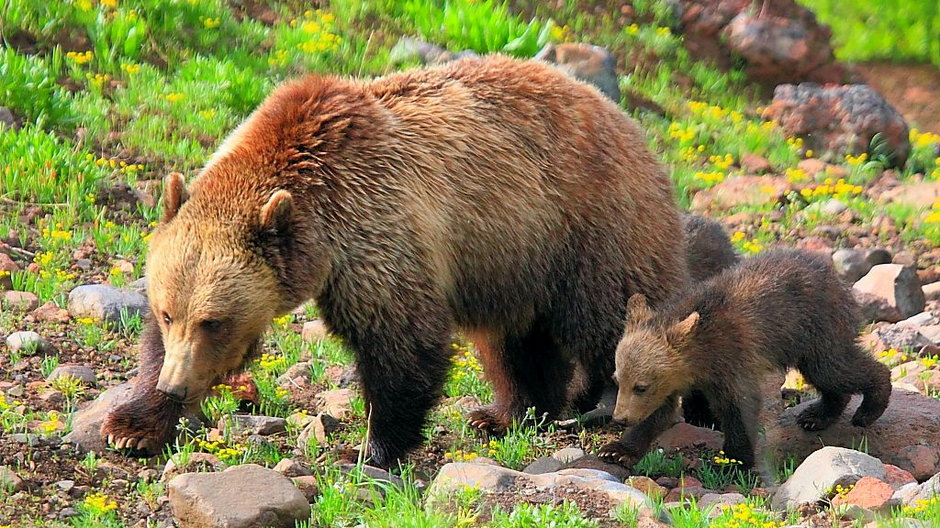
[147,173,295,403]
[612,294,698,425]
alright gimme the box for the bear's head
[612,294,698,425]
[146,172,296,403]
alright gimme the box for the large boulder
[853,264,926,321]
[763,84,910,167]
[168,464,310,528]
[765,389,940,481]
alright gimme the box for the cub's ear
[162,172,188,223]
[667,312,699,344]
[260,190,294,234]
[626,293,653,328]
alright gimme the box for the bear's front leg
[713,385,762,469]
[599,394,679,466]
[101,316,184,456]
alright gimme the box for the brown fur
[681,213,738,283]
[600,248,891,468]
[101,55,687,466]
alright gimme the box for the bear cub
[600,248,891,469]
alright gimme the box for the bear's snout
[156,380,187,402]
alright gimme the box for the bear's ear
[667,312,699,344]
[162,172,188,223]
[260,190,294,234]
[626,293,653,328]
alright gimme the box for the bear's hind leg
[796,390,850,431]
[797,345,891,430]
[469,324,570,433]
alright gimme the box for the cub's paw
[849,409,881,428]
[100,406,172,457]
[597,441,642,467]
[466,406,511,435]
[796,403,839,431]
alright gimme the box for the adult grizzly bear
[101,55,687,467]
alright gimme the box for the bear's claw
[466,407,510,435]
[597,441,641,467]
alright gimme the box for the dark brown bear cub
[600,249,891,469]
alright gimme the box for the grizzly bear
[100,55,688,467]
[599,249,891,469]
[681,214,738,283]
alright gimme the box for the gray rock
[273,458,313,478]
[523,456,563,475]
[832,249,870,283]
[389,37,455,66]
[339,463,406,489]
[225,414,287,436]
[6,331,51,355]
[553,447,586,464]
[854,264,926,321]
[922,282,940,302]
[47,365,97,386]
[854,290,903,323]
[68,284,149,323]
[766,389,940,481]
[296,413,338,449]
[901,472,940,505]
[0,106,15,129]
[900,312,938,327]
[871,324,933,354]
[0,465,25,492]
[56,479,75,491]
[535,43,620,102]
[771,447,887,510]
[276,362,311,387]
[699,492,747,511]
[820,199,848,216]
[168,464,310,528]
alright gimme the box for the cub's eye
[162,312,172,325]
[200,319,223,332]
[632,384,649,395]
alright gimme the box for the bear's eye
[200,319,223,332]
[632,384,649,395]
[162,312,172,326]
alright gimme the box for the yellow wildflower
[165,92,186,102]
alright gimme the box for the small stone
[291,475,320,502]
[0,466,25,492]
[626,476,667,500]
[883,464,917,489]
[664,485,711,503]
[0,253,18,289]
[820,198,848,216]
[771,446,887,510]
[893,446,940,482]
[535,42,620,102]
[273,458,313,478]
[552,447,586,464]
[923,282,940,302]
[296,413,339,449]
[315,388,356,419]
[831,476,895,511]
[523,457,563,475]
[29,301,71,323]
[224,414,287,436]
[740,153,772,173]
[833,249,871,283]
[699,492,747,511]
[389,37,453,66]
[67,284,149,323]
[276,362,311,387]
[56,479,75,491]
[47,365,97,386]
[6,331,51,355]
[3,290,39,311]
[654,422,723,451]
[301,320,330,343]
[854,264,926,320]
[0,107,14,129]
[168,464,310,528]
[797,158,829,177]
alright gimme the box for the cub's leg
[798,345,891,429]
[713,385,761,469]
[469,323,570,433]
[598,394,679,466]
[101,316,184,455]
[682,389,720,430]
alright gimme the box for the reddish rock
[854,264,926,320]
[764,84,910,167]
[882,464,917,488]
[879,181,940,208]
[690,175,789,211]
[894,445,940,482]
[301,319,330,343]
[740,153,772,173]
[854,290,903,323]
[655,422,723,451]
[28,301,71,324]
[626,476,667,500]
[216,371,259,405]
[831,476,894,510]
[3,290,39,311]
[0,253,18,290]
[797,158,829,177]
[664,484,710,503]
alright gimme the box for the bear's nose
[156,381,187,402]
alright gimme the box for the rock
[766,389,940,483]
[168,464,310,528]
[797,158,830,178]
[883,464,917,488]
[301,320,329,343]
[47,365,97,386]
[654,422,723,451]
[553,447,586,464]
[224,414,287,436]
[771,447,886,510]
[67,284,149,323]
[3,290,39,311]
[273,458,313,478]
[161,453,226,483]
[315,388,356,419]
[626,476,667,500]
[389,37,457,66]
[902,472,940,504]
[337,463,405,490]
[563,454,632,482]
[0,106,15,129]
[296,413,339,449]
[900,312,938,327]
[831,476,895,511]
[428,462,656,515]
[740,153,772,173]
[535,43,620,102]
[854,290,903,323]
[832,249,890,283]
[6,331,51,355]
[664,484,711,503]
[276,362,311,386]
[29,301,71,323]
[699,492,747,510]
[854,265,926,321]
[870,324,933,355]
[922,282,940,302]
[819,198,848,216]
[0,465,25,492]
[291,475,320,502]
[690,175,789,211]
[879,181,940,209]
[763,84,910,166]
[523,457,563,475]
[0,253,18,289]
